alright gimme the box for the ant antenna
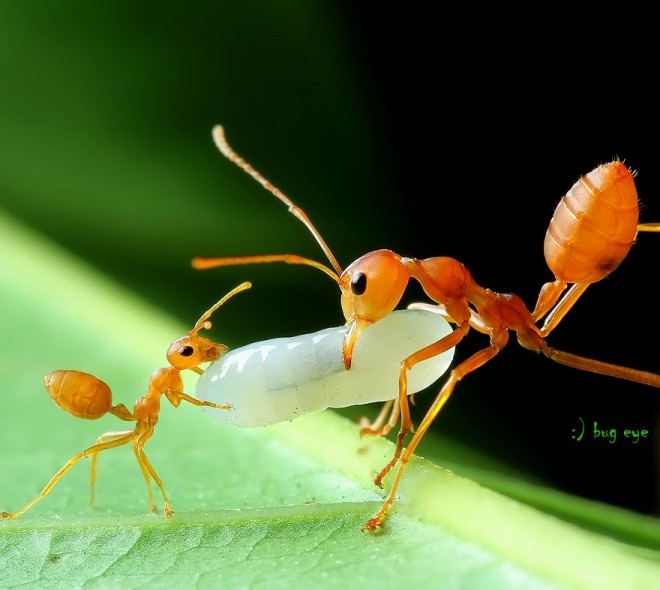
[192,281,252,335]
[211,125,344,277]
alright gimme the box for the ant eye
[179,345,195,357]
[350,272,367,296]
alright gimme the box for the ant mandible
[1,281,251,519]
[193,126,660,531]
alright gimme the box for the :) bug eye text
[571,416,650,444]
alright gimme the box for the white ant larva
[198,309,454,428]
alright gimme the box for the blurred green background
[1,3,658,517]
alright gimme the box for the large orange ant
[1,281,251,519]
[193,126,660,531]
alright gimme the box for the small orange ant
[193,126,660,531]
[1,281,251,519]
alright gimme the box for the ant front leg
[372,322,470,489]
[165,389,231,410]
[360,307,488,439]
[407,303,490,335]
[364,330,508,532]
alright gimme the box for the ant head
[338,250,409,367]
[339,250,409,324]
[166,334,227,371]
[166,281,251,372]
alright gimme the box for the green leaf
[2,210,660,590]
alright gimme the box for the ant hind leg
[90,429,135,506]
[2,432,135,519]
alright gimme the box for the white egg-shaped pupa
[198,309,454,427]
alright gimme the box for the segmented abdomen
[44,370,112,420]
[544,161,639,283]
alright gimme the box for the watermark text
[571,417,650,444]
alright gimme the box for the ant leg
[537,283,589,336]
[363,333,507,532]
[110,403,135,421]
[131,438,157,513]
[407,303,456,323]
[540,345,660,388]
[165,389,230,410]
[637,223,660,233]
[373,322,471,489]
[133,429,172,516]
[90,430,134,506]
[359,400,400,437]
[531,281,567,322]
[90,407,136,506]
[1,433,135,519]
[407,303,490,334]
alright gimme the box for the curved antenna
[212,125,344,276]
[192,281,252,334]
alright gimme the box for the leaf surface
[1,211,660,590]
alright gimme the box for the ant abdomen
[45,370,113,420]
[544,161,639,284]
